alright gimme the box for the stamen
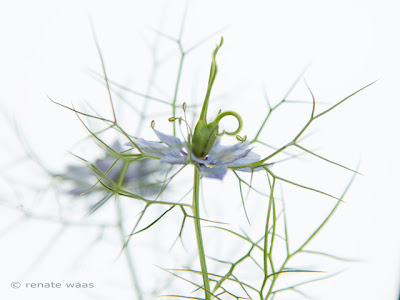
[236,135,247,142]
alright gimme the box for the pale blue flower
[127,130,268,180]
[65,141,163,196]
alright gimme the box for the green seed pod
[191,37,243,158]
[192,120,219,158]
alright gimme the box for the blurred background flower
[63,140,165,212]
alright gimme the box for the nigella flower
[126,130,267,180]
[125,37,272,180]
[64,141,163,197]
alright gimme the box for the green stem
[116,162,143,300]
[192,167,211,300]
[116,199,143,300]
[260,178,275,297]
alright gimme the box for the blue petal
[160,155,189,165]
[207,141,252,165]
[191,154,208,165]
[130,139,169,156]
[95,158,122,181]
[126,138,188,165]
[110,141,123,152]
[227,152,260,166]
[154,129,185,148]
[199,165,228,180]
[124,159,161,182]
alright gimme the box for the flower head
[127,130,267,180]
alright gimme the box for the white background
[0,0,399,299]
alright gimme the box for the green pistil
[192,37,244,158]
